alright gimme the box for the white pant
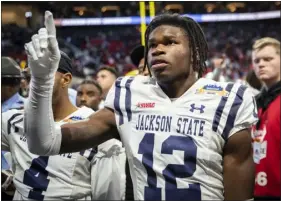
[91,139,127,200]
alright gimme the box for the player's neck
[52,96,78,122]
[159,74,197,98]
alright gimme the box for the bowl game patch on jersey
[195,84,229,97]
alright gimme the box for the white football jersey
[91,139,127,200]
[2,107,96,200]
[105,76,258,200]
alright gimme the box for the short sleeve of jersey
[228,87,259,138]
[104,76,136,127]
[1,110,22,151]
[104,76,137,114]
[104,76,135,111]
[2,113,10,151]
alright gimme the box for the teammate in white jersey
[2,108,96,200]
[76,80,128,200]
[2,52,125,200]
[24,11,258,200]
[1,52,95,200]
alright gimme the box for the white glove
[23,10,62,156]
[24,11,61,79]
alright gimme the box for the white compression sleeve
[24,77,61,155]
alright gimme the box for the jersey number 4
[8,114,50,201]
[23,156,50,200]
[138,133,201,201]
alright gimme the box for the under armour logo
[190,104,205,113]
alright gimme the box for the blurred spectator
[76,80,103,111]
[96,66,118,109]
[205,54,228,82]
[251,37,280,200]
[1,57,25,112]
[1,57,25,200]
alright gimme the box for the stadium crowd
[2,19,280,83]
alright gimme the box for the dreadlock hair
[143,13,208,78]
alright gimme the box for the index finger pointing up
[44,10,59,55]
[44,11,56,37]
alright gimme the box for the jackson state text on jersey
[104,76,258,200]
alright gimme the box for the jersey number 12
[138,133,201,201]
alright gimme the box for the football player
[24,11,258,200]
[2,52,124,200]
[76,79,128,200]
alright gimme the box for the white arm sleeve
[24,77,61,155]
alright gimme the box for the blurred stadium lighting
[25,11,32,18]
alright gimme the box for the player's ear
[61,73,72,88]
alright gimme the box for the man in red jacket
[252,37,280,200]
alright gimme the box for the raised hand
[25,11,61,79]
[213,54,227,69]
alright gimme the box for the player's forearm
[223,152,255,200]
[25,77,61,156]
[60,108,118,153]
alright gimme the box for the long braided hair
[143,13,208,78]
